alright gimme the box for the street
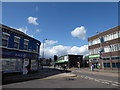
[2,67,120,88]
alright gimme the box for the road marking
[94,79,100,82]
[114,82,120,85]
[103,82,109,84]
[103,80,113,83]
[77,74,119,87]
[112,84,119,87]
[87,77,94,80]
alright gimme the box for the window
[116,63,120,68]
[2,58,16,72]
[114,32,118,39]
[2,32,10,47]
[104,46,110,52]
[112,57,120,60]
[112,63,116,68]
[31,60,38,70]
[119,31,120,37]
[14,36,20,49]
[107,63,110,67]
[104,63,107,67]
[24,39,29,50]
[118,44,120,51]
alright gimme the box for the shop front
[89,54,101,69]
[2,48,39,74]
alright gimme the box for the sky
[2,2,118,58]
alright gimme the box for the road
[2,67,120,88]
[71,70,119,87]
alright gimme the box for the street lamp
[41,38,47,69]
[42,38,47,59]
[96,31,104,70]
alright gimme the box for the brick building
[88,26,120,69]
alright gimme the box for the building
[1,24,41,75]
[88,26,120,69]
[55,55,83,68]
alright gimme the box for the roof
[0,24,41,43]
[88,25,120,41]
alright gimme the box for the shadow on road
[2,67,71,85]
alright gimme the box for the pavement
[2,67,76,85]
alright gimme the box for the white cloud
[17,26,28,34]
[27,16,39,25]
[68,45,88,55]
[40,44,88,58]
[71,26,87,40]
[17,27,34,37]
[36,29,41,32]
[45,40,58,45]
[9,26,34,38]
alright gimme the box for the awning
[89,55,100,58]
[55,61,69,64]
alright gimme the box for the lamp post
[42,38,47,59]
[96,31,104,70]
[41,38,47,69]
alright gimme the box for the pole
[41,39,47,69]
[42,39,44,59]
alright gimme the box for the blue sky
[2,2,118,58]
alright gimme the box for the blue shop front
[2,48,39,74]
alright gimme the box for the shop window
[16,59,23,72]
[2,58,16,72]
[31,60,38,70]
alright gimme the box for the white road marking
[114,82,120,85]
[78,75,119,87]
[112,84,119,87]
[94,79,100,82]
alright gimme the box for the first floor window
[14,42,19,49]
[14,36,20,49]
[24,39,29,50]
[2,39,7,46]
[2,32,10,47]
[24,44,28,50]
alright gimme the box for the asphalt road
[2,77,118,88]
[2,67,119,88]
[71,70,118,82]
